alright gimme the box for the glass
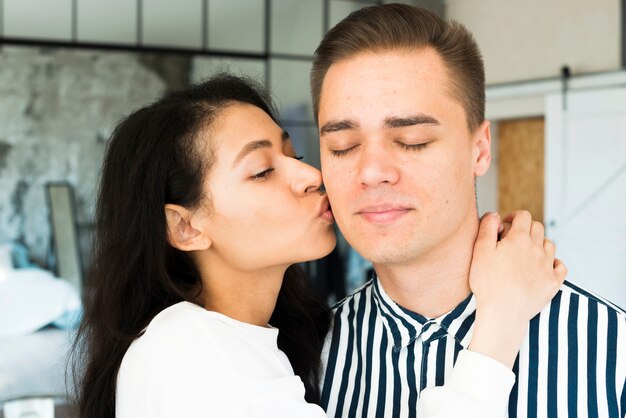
[208,0,264,53]
[4,0,72,40]
[142,0,202,49]
[270,58,313,123]
[77,0,136,44]
[329,0,370,28]
[270,0,322,55]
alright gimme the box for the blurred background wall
[0,47,168,265]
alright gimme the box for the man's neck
[374,216,479,318]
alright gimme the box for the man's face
[318,48,491,265]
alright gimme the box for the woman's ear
[164,204,212,251]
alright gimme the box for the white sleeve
[117,320,326,418]
[417,349,515,418]
[152,366,328,418]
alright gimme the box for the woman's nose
[291,158,323,195]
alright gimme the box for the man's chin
[351,244,416,266]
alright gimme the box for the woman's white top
[116,301,514,418]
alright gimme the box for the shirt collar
[371,275,476,351]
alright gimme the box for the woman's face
[197,102,336,271]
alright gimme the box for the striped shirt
[321,277,626,417]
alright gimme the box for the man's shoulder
[547,281,626,339]
[559,280,626,319]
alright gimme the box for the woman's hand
[467,211,567,369]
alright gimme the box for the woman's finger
[499,221,512,240]
[553,257,568,282]
[530,221,545,246]
[544,238,556,260]
[475,212,501,251]
[503,210,533,235]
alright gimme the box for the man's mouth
[357,205,413,224]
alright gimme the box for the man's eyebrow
[384,114,440,128]
[232,131,289,167]
[319,115,439,136]
[319,120,358,136]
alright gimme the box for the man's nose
[357,144,400,187]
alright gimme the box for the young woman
[73,74,565,418]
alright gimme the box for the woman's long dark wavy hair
[71,73,331,418]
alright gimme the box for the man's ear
[472,120,492,177]
[164,204,212,251]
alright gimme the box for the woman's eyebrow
[233,131,289,167]
[233,139,272,167]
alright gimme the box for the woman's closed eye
[251,168,274,180]
[250,155,303,180]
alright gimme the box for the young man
[312,4,626,417]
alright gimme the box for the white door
[545,87,626,309]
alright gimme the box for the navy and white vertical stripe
[320,277,626,418]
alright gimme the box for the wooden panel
[498,117,545,222]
